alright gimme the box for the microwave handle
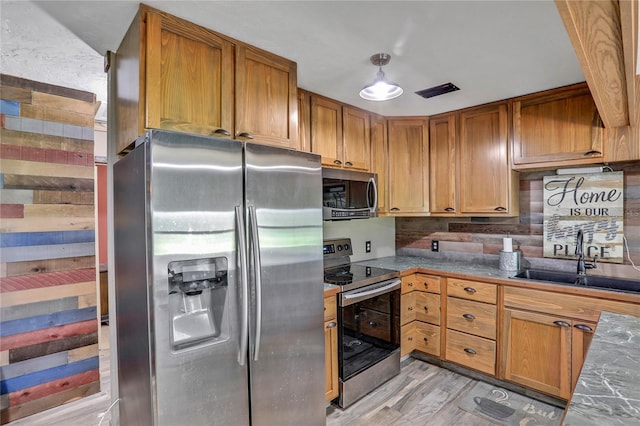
[367,177,378,214]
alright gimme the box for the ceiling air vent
[415,82,460,99]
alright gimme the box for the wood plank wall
[0,74,98,424]
[397,165,640,279]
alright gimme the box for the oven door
[338,278,401,381]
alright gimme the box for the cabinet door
[387,118,429,214]
[414,292,440,325]
[401,322,416,357]
[145,10,234,137]
[324,319,338,401]
[429,113,457,215]
[414,321,441,357]
[502,309,572,399]
[370,114,388,214]
[401,292,416,325]
[459,104,512,215]
[236,44,298,149]
[342,107,370,171]
[512,84,603,168]
[310,96,342,167]
[571,320,597,391]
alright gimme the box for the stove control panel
[323,238,354,258]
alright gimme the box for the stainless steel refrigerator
[113,130,325,426]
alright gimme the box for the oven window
[339,289,400,380]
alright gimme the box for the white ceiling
[2,0,586,117]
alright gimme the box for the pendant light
[359,53,403,101]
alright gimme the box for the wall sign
[543,171,624,263]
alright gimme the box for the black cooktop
[324,263,399,292]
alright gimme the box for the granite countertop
[563,311,640,425]
[354,255,516,280]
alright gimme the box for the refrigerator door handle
[236,205,249,366]
[367,177,378,214]
[248,205,263,361]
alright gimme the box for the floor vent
[415,82,460,99]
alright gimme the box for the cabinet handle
[408,306,413,311]
[345,161,353,167]
[553,320,571,327]
[423,337,429,342]
[326,321,337,329]
[422,282,429,289]
[333,159,342,165]
[236,132,254,139]
[463,348,477,355]
[408,282,414,287]
[390,207,400,212]
[584,150,602,156]
[368,321,378,327]
[444,207,455,212]
[463,287,477,294]
[408,337,413,341]
[212,128,231,136]
[574,324,593,332]
[423,306,429,311]
[462,313,476,320]
[494,206,507,212]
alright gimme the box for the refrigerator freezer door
[148,131,249,425]
[245,144,325,425]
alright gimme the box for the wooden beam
[555,0,629,127]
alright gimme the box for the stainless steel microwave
[322,168,378,220]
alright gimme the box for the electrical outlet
[431,240,439,252]
[365,241,371,253]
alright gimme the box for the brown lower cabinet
[324,295,338,401]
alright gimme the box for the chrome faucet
[575,230,597,283]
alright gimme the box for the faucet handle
[586,254,598,270]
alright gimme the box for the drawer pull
[574,324,593,332]
[462,313,476,320]
[444,207,455,212]
[345,161,353,167]
[494,206,507,212]
[408,337,413,341]
[423,337,428,342]
[236,132,254,139]
[333,159,342,165]
[423,306,429,311]
[326,322,337,329]
[553,320,571,328]
[368,321,378,327]
[422,282,429,289]
[584,150,602,156]
[463,348,477,355]
[463,287,477,294]
[390,207,400,212]
[408,282,414,287]
[408,306,414,311]
[212,128,231,136]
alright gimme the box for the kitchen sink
[513,269,640,293]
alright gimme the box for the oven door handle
[340,279,401,306]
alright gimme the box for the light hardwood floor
[10,329,535,425]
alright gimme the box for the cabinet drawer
[401,292,416,325]
[447,297,496,340]
[401,323,416,357]
[415,292,441,325]
[324,296,336,321]
[403,274,441,294]
[415,274,441,294]
[414,321,440,357]
[445,329,496,375]
[447,278,497,304]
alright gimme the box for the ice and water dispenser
[167,257,228,350]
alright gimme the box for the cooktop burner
[324,263,399,292]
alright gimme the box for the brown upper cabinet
[309,94,371,171]
[430,103,518,216]
[115,5,298,154]
[511,83,604,169]
[370,113,389,214]
[387,118,429,215]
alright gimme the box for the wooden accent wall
[397,164,640,279]
[0,74,98,423]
